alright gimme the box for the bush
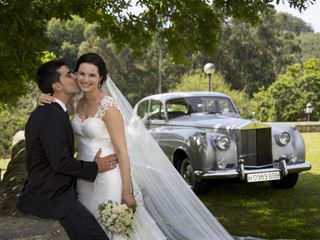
[253,58,320,121]
[0,83,38,158]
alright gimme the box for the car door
[147,100,165,142]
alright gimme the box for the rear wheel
[180,157,208,194]
[269,173,299,189]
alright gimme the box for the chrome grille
[237,128,273,167]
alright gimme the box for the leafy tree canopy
[298,33,320,59]
[46,17,184,104]
[275,12,313,34]
[253,58,320,122]
[184,10,312,97]
[0,0,315,105]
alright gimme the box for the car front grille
[237,128,273,167]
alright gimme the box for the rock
[0,132,68,239]
[12,130,25,147]
[0,216,68,240]
[0,136,27,216]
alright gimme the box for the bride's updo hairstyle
[75,53,108,87]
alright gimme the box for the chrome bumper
[194,161,312,180]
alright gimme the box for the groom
[17,59,115,240]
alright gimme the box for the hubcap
[181,160,194,188]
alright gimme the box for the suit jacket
[17,102,98,219]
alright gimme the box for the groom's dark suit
[17,102,108,239]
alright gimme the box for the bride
[40,53,233,240]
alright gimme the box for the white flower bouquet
[98,200,136,238]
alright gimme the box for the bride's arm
[38,93,55,106]
[103,107,136,207]
[37,93,75,115]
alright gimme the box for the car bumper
[194,162,312,180]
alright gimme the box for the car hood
[167,114,270,130]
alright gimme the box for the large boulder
[0,131,28,216]
[0,131,68,239]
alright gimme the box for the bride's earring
[98,78,103,88]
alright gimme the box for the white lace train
[105,77,233,240]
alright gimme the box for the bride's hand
[122,192,137,208]
[38,93,55,106]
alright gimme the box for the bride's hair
[75,53,108,86]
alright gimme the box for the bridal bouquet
[98,200,136,238]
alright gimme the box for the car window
[166,99,190,119]
[149,100,165,120]
[217,99,233,113]
[137,100,149,118]
[183,97,237,114]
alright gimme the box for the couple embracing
[17,53,233,240]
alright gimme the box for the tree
[206,10,307,96]
[298,33,320,59]
[47,16,87,67]
[0,0,315,105]
[47,18,184,105]
[274,12,313,34]
[0,52,56,158]
[253,58,320,122]
[213,18,278,95]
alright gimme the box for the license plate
[247,171,281,183]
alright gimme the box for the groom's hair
[37,59,66,94]
[75,53,108,87]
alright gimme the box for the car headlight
[195,133,206,145]
[213,136,230,150]
[276,132,291,146]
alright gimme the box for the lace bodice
[73,94,119,120]
[71,94,121,160]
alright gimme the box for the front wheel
[180,157,208,194]
[269,173,299,189]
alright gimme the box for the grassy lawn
[200,132,320,239]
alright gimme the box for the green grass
[200,132,320,240]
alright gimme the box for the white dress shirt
[54,98,67,112]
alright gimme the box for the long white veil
[105,76,233,240]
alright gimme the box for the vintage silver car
[133,92,312,193]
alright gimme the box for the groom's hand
[94,149,118,172]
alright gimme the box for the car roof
[139,91,231,102]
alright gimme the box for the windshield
[166,96,238,119]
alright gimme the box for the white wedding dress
[72,95,167,239]
[70,78,234,240]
